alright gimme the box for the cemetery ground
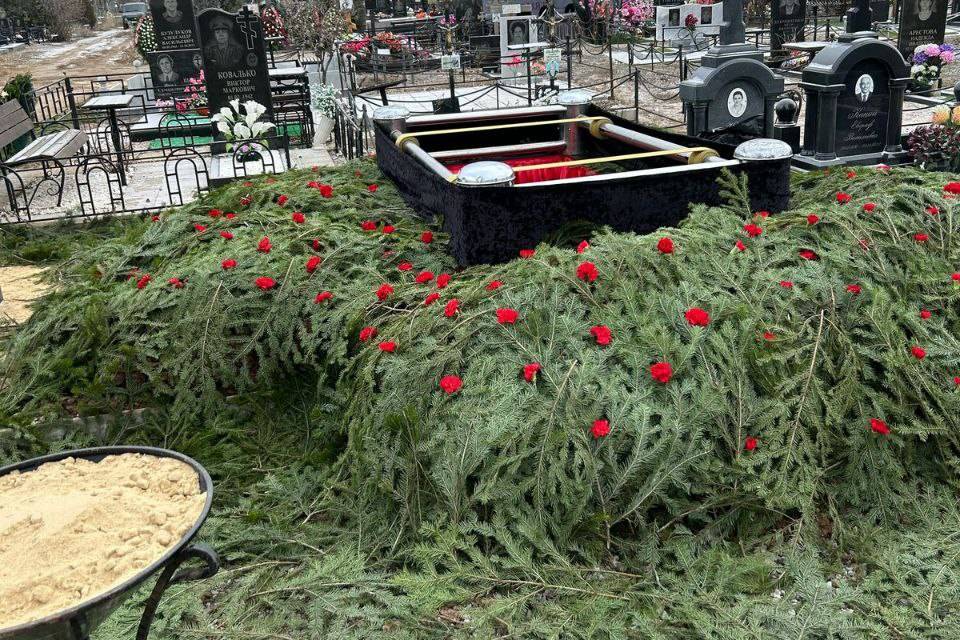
[0,26,137,87]
[3,159,960,638]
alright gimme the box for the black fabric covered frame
[376,106,791,265]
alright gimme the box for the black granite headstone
[197,7,274,120]
[896,0,948,59]
[835,60,889,156]
[870,0,889,21]
[149,0,200,50]
[770,0,806,52]
[148,49,204,99]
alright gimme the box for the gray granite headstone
[147,49,204,100]
[896,0,948,59]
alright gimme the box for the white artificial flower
[234,122,252,139]
[216,120,231,135]
[230,98,240,113]
[250,121,275,138]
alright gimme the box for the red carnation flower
[590,325,612,346]
[361,220,377,231]
[424,292,441,306]
[755,211,770,219]
[307,180,319,188]
[798,249,818,260]
[846,284,861,294]
[496,308,519,324]
[277,195,288,207]
[836,192,851,204]
[194,223,207,233]
[382,225,396,234]
[440,375,462,394]
[314,291,333,303]
[954,376,960,386]
[926,206,940,216]
[807,214,820,225]
[486,280,503,291]
[779,280,793,289]
[436,273,451,289]
[863,203,876,213]
[576,261,599,283]
[870,418,890,435]
[292,212,305,224]
[136,274,151,289]
[306,256,322,274]
[735,240,746,252]
[222,259,237,270]
[444,298,459,317]
[312,239,321,251]
[376,283,393,301]
[319,184,333,198]
[258,237,272,253]
[944,182,960,195]
[208,208,222,217]
[744,437,758,451]
[378,341,397,353]
[846,170,856,179]
[657,237,674,254]
[591,419,610,439]
[911,345,926,359]
[255,276,276,291]
[397,261,413,271]
[225,212,236,219]
[743,223,763,238]
[219,230,233,240]
[920,309,932,319]
[243,181,253,187]
[421,231,433,244]
[684,307,710,327]
[577,240,590,254]
[151,215,160,222]
[359,326,377,342]
[415,271,434,284]
[650,361,672,384]
[952,273,960,282]
[368,184,379,193]
[240,196,252,206]
[519,249,535,259]
[914,233,929,243]
[763,331,775,341]
[523,363,541,382]
[168,277,184,289]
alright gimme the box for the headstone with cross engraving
[197,7,274,121]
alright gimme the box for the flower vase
[314,115,335,147]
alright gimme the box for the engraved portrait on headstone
[668,7,680,25]
[770,0,806,52]
[702,5,714,23]
[203,13,244,67]
[897,0,947,58]
[506,18,530,45]
[147,49,203,99]
[727,87,748,117]
[156,53,181,86]
[149,0,200,50]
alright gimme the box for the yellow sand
[0,453,207,630]
[0,265,49,325]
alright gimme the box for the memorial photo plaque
[149,0,200,50]
[197,7,274,119]
[896,0,948,58]
[148,49,203,99]
[835,60,889,157]
[770,0,806,52]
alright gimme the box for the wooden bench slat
[7,129,87,163]
[0,100,35,150]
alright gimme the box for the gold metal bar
[509,147,718,172]
[394,116,606,149]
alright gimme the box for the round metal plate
[456,161,515,187]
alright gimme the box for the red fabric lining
[446,155,597,185]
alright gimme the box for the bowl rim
[0,445,214,636]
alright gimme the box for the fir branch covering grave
[2,164,960,638]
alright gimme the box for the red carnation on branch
[755,211,770,219]
[397,261,413,272]
[735,240,746,252]
[136,274,151,289]
[523,363,541,382]
[440,375,462,394]
[225,212,236,219]
[277,195,288,207]
[590,325,612,345]
[194,223,207,233]
[240,195,252,206]
[952,273,960,282]
[779,280,793,289]
[421,231,433,244]
[415,271,434,284]
[258,237,272,253]
[376,284,393,301]
[319,184,333,198]
[368,184,379,193]
[657,237,674,254]
[846,284,861,295]
[222,259,237,270]
[168,277,184,289]
[444,298,459,317]
[807,214,820,225]
[382,225,396,234]
[685,307,711,327]
[920,309,932,319]
[870,418,890,435]
[220,230,233,240]
[743,223,763,238]
[496,308,519,324]
[312,239,321,251]
[576,261,599,283]
[361,220,377,231]
[763,331,776,341]
[306,256,322,274]
[424,292,441,306]
[255,276,276,290]
[863,202,876,212]
[944,182,960,195]
[378,341,397,353]
[315,291,333,303]
[926,206,940,216]
[436,273,451,289]
[208,208,222,217]
[591,419,610,439]
[911,345,926,359]
[744,437,758,451]
[359,326,377,342]
[519,249,535,259]
[846,170,857,179]
[650,361,672,384]
[292,211,305,224]
[486,280,503,291]
[798,249,818,260]
[836,192,851,204]
[914,233,929,243]
[577,240,590,254]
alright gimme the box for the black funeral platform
[373,90,793,266]
[796,31,909,168]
